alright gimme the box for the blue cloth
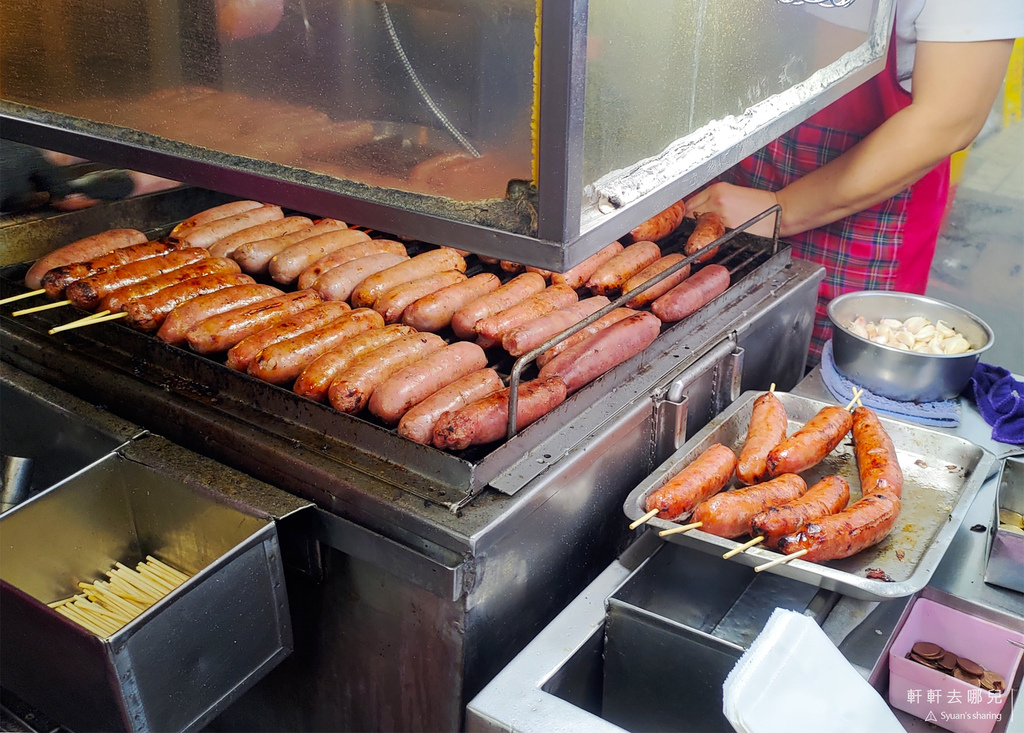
[819,340,961,428]
[966,363,1024,445]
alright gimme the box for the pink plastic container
[889,597,1024,733]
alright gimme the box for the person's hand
[684,182,781,238]
[216,0,284,41]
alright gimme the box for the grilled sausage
[232,219,347,276]
[643,443,738,521]
[41,240,176,298]
[538,311,660,394]
[766,405,853,477]
[851,406,904,499]
[157,284,284,346]
[25,229,148,289]
[99,258,241,313]
[776,491,901,562]
[500,260,525,274]
[691,473,807,539]
[369,342,489,424]
[736,392,789,485]
[750,475,851,550]
[208,216,313,258]
[474,284,578,348]
[535,308,637,368]
[397,369,504,444]
[501,296,610,357]
[294,325,416,402]
[351,248,467,309]
[170,200,263,239]
[622,254,691,309]
[650,264,730,322]
[373,271,467,324]
[551,242,624,290]
[627,200,686,244]
[125,273,255,331]
[585,241,661,296]
[248,308,385,385]
[328,333,447,414]
[178,205,284,249]
[269,229,373,284]
[313,252,410,303]
[432,377,568,451]
[66,248,212,311]
[297,240,408,290]
[226,302,352,372]
[402,273,501,333]
[186,289,323,354]
[525,266,553,280]
[684,212,726,263]
[450,273,546,340]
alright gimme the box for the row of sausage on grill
[17,198,725,451]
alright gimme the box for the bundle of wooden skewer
[47,555,191,637]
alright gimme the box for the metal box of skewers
[0,446,292,733]
[984,456,1024,593]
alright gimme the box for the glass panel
[0,0,535,207]
[583,0,878,189]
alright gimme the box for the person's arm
[685,39,1015,237]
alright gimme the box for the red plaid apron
[719,30,950,364]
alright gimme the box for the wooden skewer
[136,563,177,593]
[754,548,808,572]
[629,508,659,530]
[769,383,776,393]
[49,311,127,335]
[0,289,46,305]
[114,563,165,599]
[12,299,71,316]
[145,556,190,584]
[658,521,703,537]
[723,535,766,559]
[844,388,864,412]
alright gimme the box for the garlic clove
[880,318,903,329]
[848,322,869,338]
[871,335,888,345]
[914,325,937,342]
[912,343,930,353]
[935,320,956,337]
[896,330,916,347]
[902,316,928,334]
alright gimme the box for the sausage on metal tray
[297,239,408,290]
[627,201,686,244]
[535,307,637,368]
[537,311,660,394]
[500,260,525,274]
[525,266,553,280]
[312,252,410,303]
[125,272,256,331]
[41,240,176,299]
[178,205,284,249]
[750,475,851,550]
[851,406,904,499]
[450,272,546,340]
[650,264,730,323]
[431,377,568,451]
[776,491,901,562]
[208,216,313,258]
[551,242,623,290]
[622,254,690,309]
[99,257,241,313]
[643,443,737,521]
[691,473,807,539]
[157,284,284,346]
[66,248,212,311]
[369,341,489,424]
[397,369,504,445]
[736,391,789,485]
[170,200,263,240]
[185,289,323,354]
[293,324,415,402]
[227,302,352,372]
[474,284,578,349]
[327,333,448,414]
[373,271,467,324]
[585,241,661,296]
[501,296,610,357]
[403,273,501,333]
[766,405,853,477]
[684,212,726,263]
[269,229,372,285]
[25,229,148,290]
[350,248,467,309]
[248,308,385,385]
[232,219,347,276]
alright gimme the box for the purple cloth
[967,363,1024,445]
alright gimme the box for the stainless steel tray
[623,391,996,601]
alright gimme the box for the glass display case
[0,0,892,269]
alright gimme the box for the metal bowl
[827,291,995,402]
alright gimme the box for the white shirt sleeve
[914,0,1024,42]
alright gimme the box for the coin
[981,670,1006,692]
[998,508,1024,528]
[937,651,958,672]
[954,667,983,686]
[911,652,939,668]
[957,656,985,677]
[912,641,945,660]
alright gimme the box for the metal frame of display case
[0,0,893,270]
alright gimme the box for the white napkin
[723,608,903,733]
